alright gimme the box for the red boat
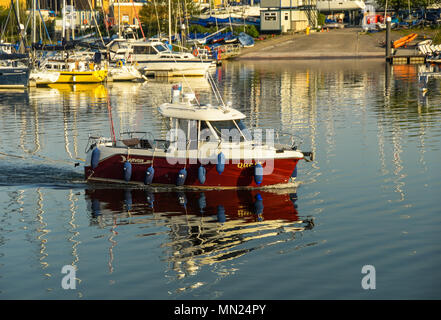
[84,86,313,188]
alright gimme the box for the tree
[138,0,200,38]
[375,0,441,13]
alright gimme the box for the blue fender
[144,166,155,185]
[123,161,132,182]
[291,166,297,178]
[176,168,187,186]
[198,165,206,184]
[254,163,263,185]
[91,147,100,169]
[216,152,225,174]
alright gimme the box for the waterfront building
[260,0,317,33]
[109,0,144,29]
[0,0,26,9]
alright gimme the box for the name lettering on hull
[120,155,152,165]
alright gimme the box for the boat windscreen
[236,120,247,131]
[155,44,169,52]
[210,120,247,141]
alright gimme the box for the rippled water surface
[0,61,440,299]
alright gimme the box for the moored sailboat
[0,51,30,89]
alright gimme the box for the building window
[264,12,277,21]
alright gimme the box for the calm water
[0,60,440,299]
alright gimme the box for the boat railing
[85,135,113,152]
[274,130,303,150]
[118,131,172,151]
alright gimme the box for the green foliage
[139,1,260,38]
[139,0,200,38]
[374,0,441,11]
[317,13,326,26]
[189,24,259,38]
[0,4,28,43]
[243,25,259,38]
[432,28,441,44]
[188,24,218,35]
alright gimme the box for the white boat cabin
[158,95,250,151]
[107,39,196,61]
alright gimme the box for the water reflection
[85,188,314,280]
[1,60,441,298]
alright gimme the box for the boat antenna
[205,66,226,107]
[165,45,201,106]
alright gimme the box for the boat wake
[0,155,84,188]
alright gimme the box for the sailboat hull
[139,60,213,77]
[0,66,30,88]
[32,70,108,85]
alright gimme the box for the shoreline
[234,27,425,60]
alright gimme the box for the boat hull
[85,152,300,188]
[0,67,30,88]
[317,0,366,11]
[393,33,418,49]
[138,60,212,77]
[33,70,108,85]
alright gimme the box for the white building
[260,0,318,33]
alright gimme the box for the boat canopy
[158,102,246,121]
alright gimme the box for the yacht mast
[32,0,36,44]
[62,0,66,40]
[118,0,121,38]
[168,0,172,45]
[71,0,75,40]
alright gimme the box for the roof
[158,102,246,121]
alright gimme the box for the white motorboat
[84,84,313,187]
[108,61,145,82]
[107,39,213,77]
[316,0,366,12]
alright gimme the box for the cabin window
[188,120,198,150]
[200,121,217,142]
[210,120,245,142]
[201,121,209,131]
[177,119,198,149]
[109,42,120,51]
[154,44,168,52]
[134,45,155,54]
